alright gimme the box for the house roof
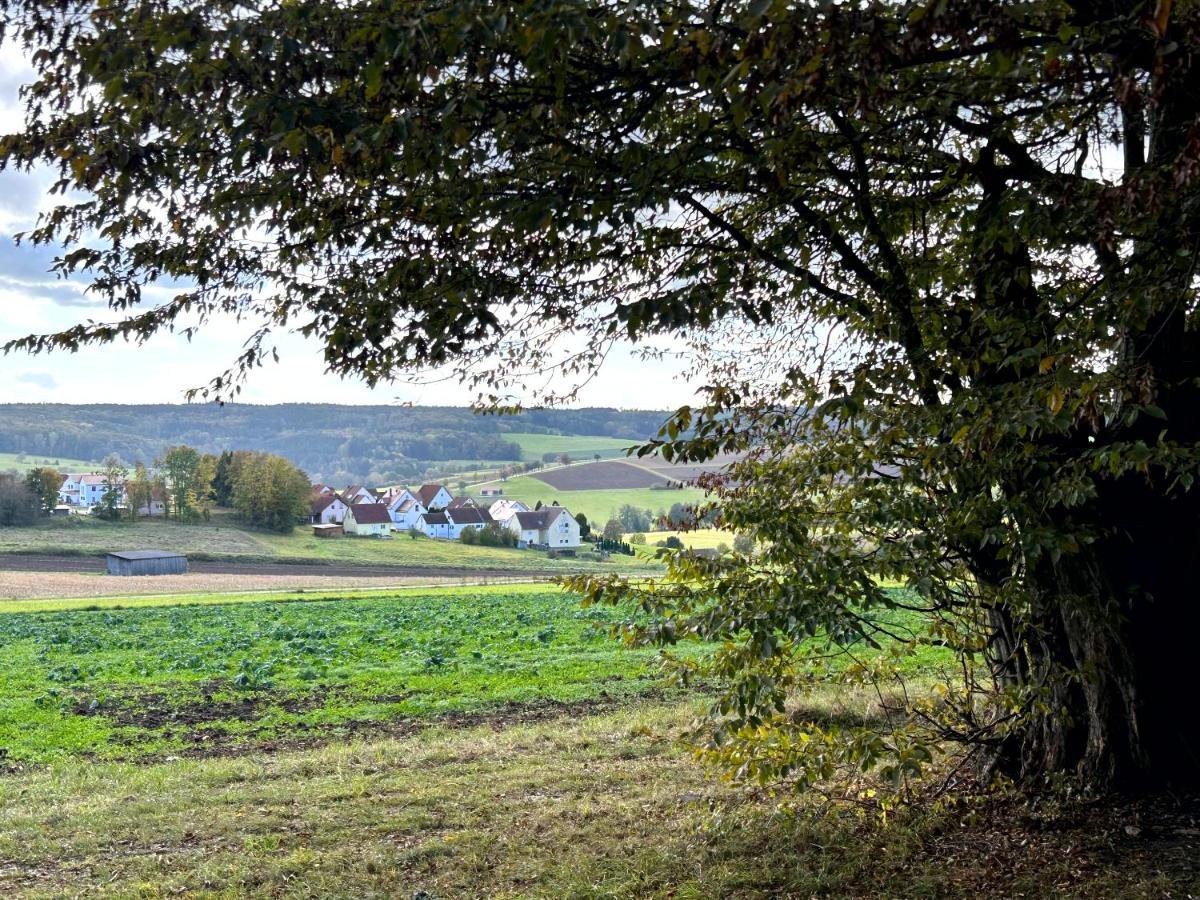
[421,511,450,526]
[417,484,448,506]
[447,495,477,510]
[513,508,569,529]
[106,550,185,561]
[79,473,111,485]
[396,498,423,513]
[448,507,492,526]
[348,503,391,525]
[490,499,529,514]
[311,494,345,515]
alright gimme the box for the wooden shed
[312,523,343,538]
[105,550,188,576]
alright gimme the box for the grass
[636,528,737,550]
[0,697,1194,898]
[500,432,640,462]
[0,516,659,574]
[476,474,710,525]
[0,584,690,763]
[0,452,97,472]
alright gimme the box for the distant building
[311,493,349,525]
[445,506,494,539]
[416,483,453,512]
[388,497,427,530]
[312,523,343,538]
[480,487,503,497]
[342,484,377,505]
[501,507,581,549]
[105,550,188,576]
[417,510,452,539]
[447,495,477,510]
[344,503,393,537]
[60,472,125,509]
[489,498,530,522]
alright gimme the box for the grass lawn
[476,475,710,525]
[0,452,97,472]
[0,516,659,574]
[0,698,1194,898]
[500,431,641,462]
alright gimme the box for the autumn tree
[22,466,60,513]
[4,0,1200,791]
[230,452,311,532]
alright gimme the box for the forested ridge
[0,404,669,482]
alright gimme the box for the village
[52,470,585,553]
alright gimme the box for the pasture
[0,516,658,574]
[0,452,97,472]
[478,474,709,525]
[500,431,639,462]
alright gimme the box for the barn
[105,550,188,576]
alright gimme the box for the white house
[445,506,494,539]
[416,483,453,512]
[136,487,167,517]
[311,493,349,525]
[417,510,452,539]
[60,472,124,509]
[342,484,377,505]
[489,498,530,522]
[502,507,581,549]
[344,503,392,536]
[388,497,427,529]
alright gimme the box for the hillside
[0,404,673,484]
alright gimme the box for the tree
[6,0,1200,791]
[156,445,208,521]
[557,453,572,467]
[732,533,755,556]
[124,461,153,518]
[0,475,39,525]
[95,454,127,521]
[211,450,236,506]
[602,519,624,543]
[23,467,60,513]
[574,512,591,540]
[617,504,652,534]
[230,452,311,532]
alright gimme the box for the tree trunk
[1000,481,1200,791]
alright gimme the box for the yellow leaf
[1039,355,1056,374]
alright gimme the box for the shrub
[733,532,755,554]
[663,535,685,550]
[628,532,646,545]
[459,527,479,545]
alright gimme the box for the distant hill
[0,404,672,484]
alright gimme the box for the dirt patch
[529,461,671,490]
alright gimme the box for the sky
[0,43,697,410]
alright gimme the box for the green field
[476,474,710,525]
[0,452,97,472]
[0,584,681,763]
[0,516,658,574]
[500,432,641,462]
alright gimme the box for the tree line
[0,447,311,533]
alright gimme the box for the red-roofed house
[344,502,393,537]
[416,484,453,511]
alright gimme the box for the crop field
[500,431,639,462]
[0,517,659,574]
[477,474,710,524]
[635,451,746,484]
[530,460,670,490]
[0,584,686,763]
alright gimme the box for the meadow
[0,516,658,573]
[500,431,639,462]
[475,475,710,525]
[0,452,97,472]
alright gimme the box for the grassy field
[0,695,1193,897]
[500,432,640,462]
[635,528,736,550]
[0,452,97,472]
[0,585,1190,896]
[0,584,686,763]
[0,516,658,573]
[476,474,710,525]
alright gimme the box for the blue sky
[0,44,696,409]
